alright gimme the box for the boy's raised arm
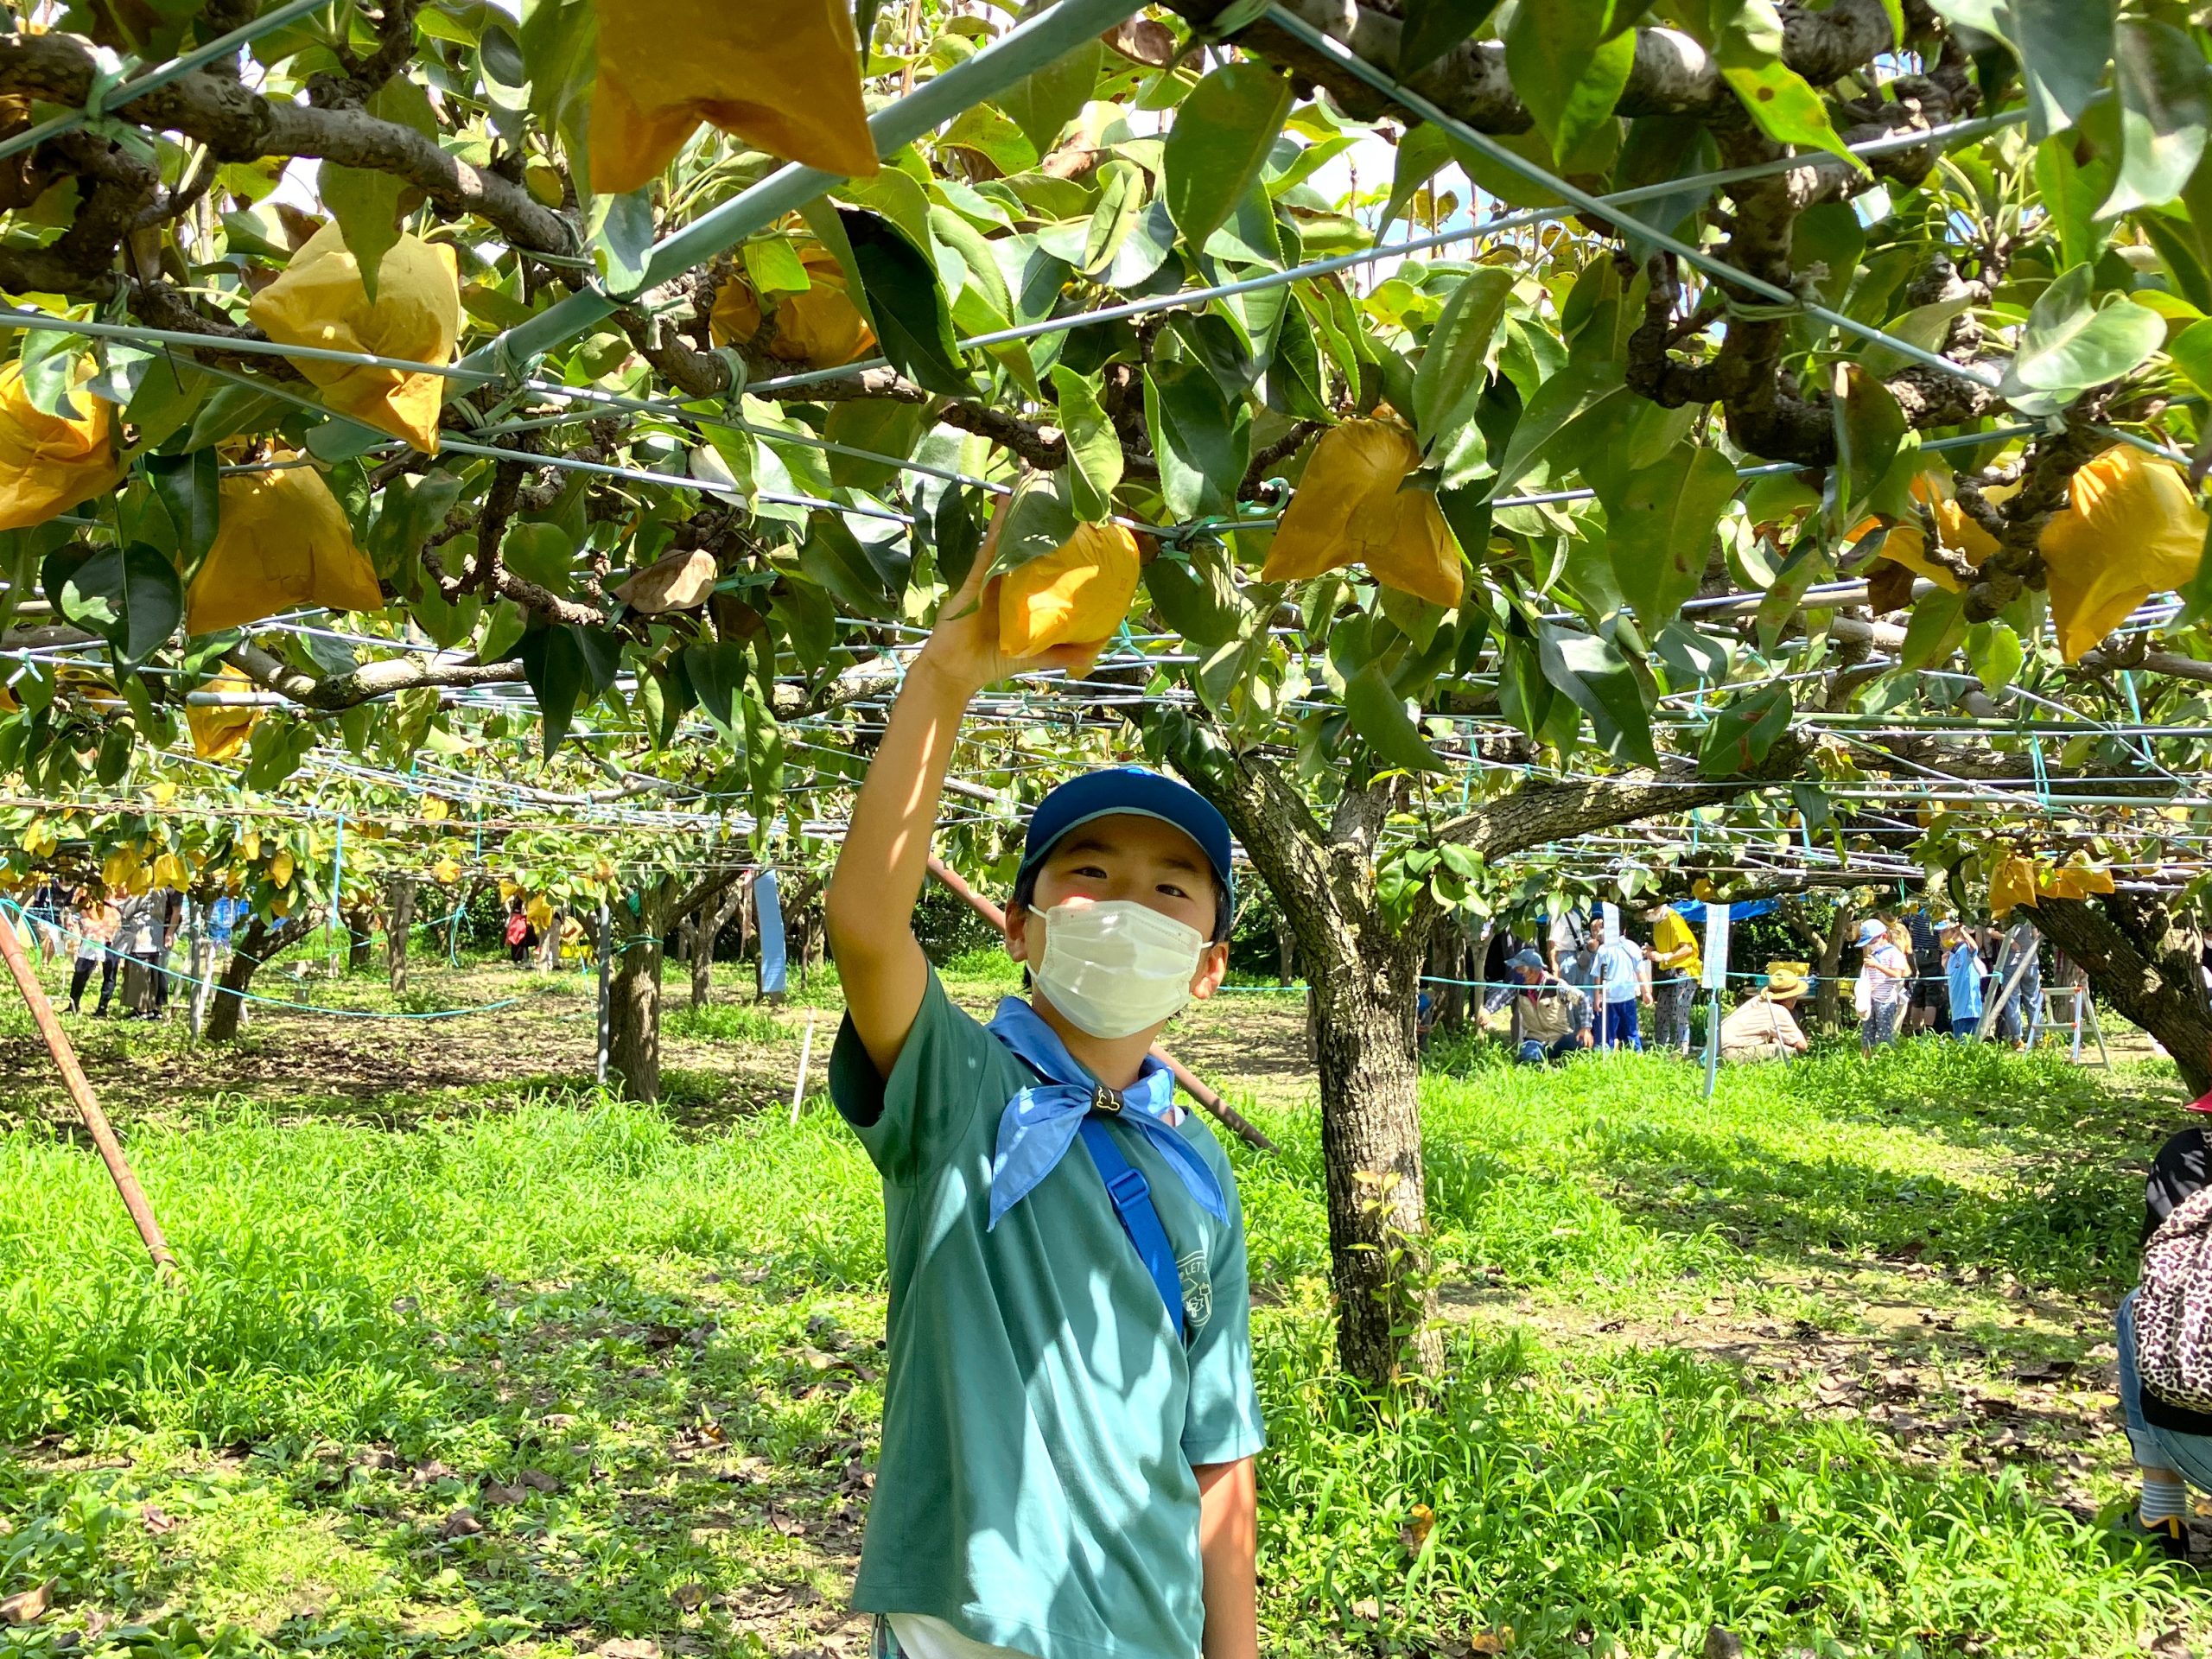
[823,503,1101,1078]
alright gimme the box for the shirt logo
[1179,1249,1211,1336]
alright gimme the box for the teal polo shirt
[830,969,1265,1659]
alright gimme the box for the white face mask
[1028,899,1207,1039]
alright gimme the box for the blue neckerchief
[984,997,1225,1231]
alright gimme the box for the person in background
[1858,918,1912,1052]
[2116,1106,2212,1561]
[1719,962,1812,1062]
[1942,919,1985,1039]
[146,888,182,1017]
[1904,906,1948,1034]
[66,891,122,1016]
[2008,920,2044,1048]
[1504,950,1591,1065]
[27,877,68,962]
[505,897,535,965]
[1546,906,1591,978]
[1587,912,1649,1052]
[1640,900,1701,1056]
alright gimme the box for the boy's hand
[916,495,1113,695]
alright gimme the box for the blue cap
[1019,767,1236,906]
[1508,950,1545,973]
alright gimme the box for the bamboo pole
[924,855,1278,1154]
[0,906,180,1279]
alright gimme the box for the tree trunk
[385,876,416,997]
[1274,912,1295,986]
[204,912,316,1043]
[344,904,376,974]
[1307,952,1443,1382]
[1815,900,1854,1032]
[607,880,671,1103]
[2026,893,2212,1096]
[691,880,744,1010]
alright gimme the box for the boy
[822,525,1265,1659]
[1942,919,1985,1038]
[1585,912,1649,1051]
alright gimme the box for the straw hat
[1763,960,1810,998]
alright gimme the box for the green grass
[0,1000,2203,1657]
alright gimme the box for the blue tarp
[1666,898,1774,925]
[756,869,787,995]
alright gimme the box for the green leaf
[1536,621,1658,768]
[1832,364,1906,522]
[2170,315,2212,397]
[144,449,219,563]
[519,0,597,184]
[321,164,404,302]
[17,330,86,420]
[998,36,1100,152]
[1398,0,1503,75]
[478,597,526,667]
[1503,0,1632,166]
[515,622,588,759]
[823,399,929,493]
[1143,358,1250,524]
[1344,662,1446,773]
[1713,0,1867,173]
[1999,261,2164,413]
[1967,620,2025,693]
[1146,543,1246,651]
[837,208,972,397]
[1162,61,1293,251]
[2012,0,2116,143]
[500,520,575,592]
[2103,20,2211,216]
[1490,362,1624,499]
[1259,300,1332,423]
[682,638,749,739]
[1695,683,1794,777]
[1601,442,1738,627]
[591,187,657,296]
[1412,268,1514,450]
[60,543,184,664]
[2033,134,2116,272]
[1899,587,1969,671]
[1050,365,1124,522]
[1380,121,1452,234]
[932,487,984,593]
[184,381,287,453]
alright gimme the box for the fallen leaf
[141,1505,178,1535]
[1471,1629,1515,1656]
[441,1506,484,1538]
[0,1583,51,1624]
[518,1468,561,1491]
[598,1639,658,1659]
[670,1583,707,1612]
[481,1483,526,1507]
[1400,1503,1434,1550]
[1349,1597,1380,1622]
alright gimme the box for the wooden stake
[790,1011,818,1126]
[0,905,179,1280]
[924,855,1279,1154]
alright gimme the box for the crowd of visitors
[1473,899,2069,1067]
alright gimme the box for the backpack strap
[1077,1112,1185,1342]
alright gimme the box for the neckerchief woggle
[984,997,1225,1230]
